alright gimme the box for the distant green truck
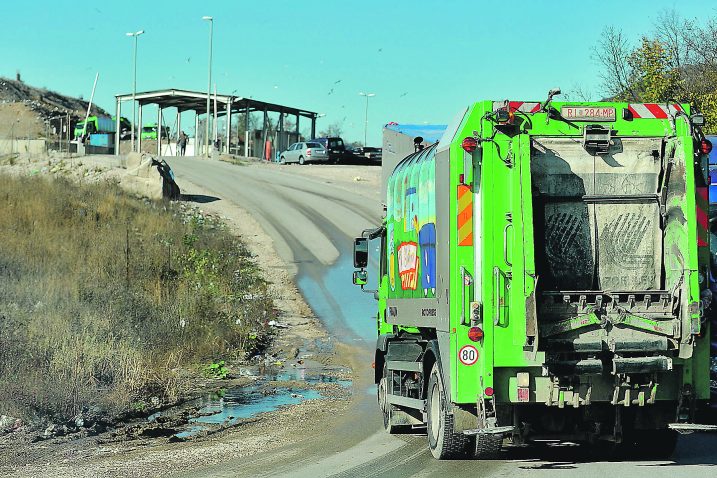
[140,124,170,141]
[354,93,716,459]
[74,115,131,139]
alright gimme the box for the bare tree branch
[593,27,637,100]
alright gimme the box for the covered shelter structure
[114,88,318,158]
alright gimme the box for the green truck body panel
[374,100,711,415]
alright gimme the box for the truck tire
[378,363,402,434]
[473,434,502,459]
[426,363,470,459]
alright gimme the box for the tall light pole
[202,16,213,157]
[359,92,375,146]
[126,30,144,152]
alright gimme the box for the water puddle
[149,368,352,440]
[297,251,377,343]
[270,369,352,388]
[175,386,323,438]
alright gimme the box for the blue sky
[1,0,711,145]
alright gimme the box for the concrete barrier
[0,139,46,155]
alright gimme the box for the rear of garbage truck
[461,98,715,455]
[356,97,716,460]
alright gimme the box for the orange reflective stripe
[457,185,473,246]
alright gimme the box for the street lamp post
[358,92,375,147]
[202,16,213,158]
[126,30,144,152]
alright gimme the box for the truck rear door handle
[503,222,513,267]
[460,266,472,325]
[494,266,511,326]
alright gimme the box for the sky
[1,0,713,145]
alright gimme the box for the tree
[319,121,344,138]
[594,26,637,100]
[627,37,680,102]
[564,82,594,102]
[594,12,717,133]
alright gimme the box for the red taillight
[468,326,484,342]
[485,387,494,397]
[701,139,712,155]
[461,137,478,153]
[307,149,312,156]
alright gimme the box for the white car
[280,142,329,165]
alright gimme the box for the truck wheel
[299,156,305,165]
[473,433,502,459]
[426,363,470,459]
[378,364,399,434]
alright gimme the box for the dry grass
[0,175,274,423]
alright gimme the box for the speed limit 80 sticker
[458,345,479,366]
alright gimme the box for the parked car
[357,146,382,163]
[310,137,346,163]
[280,142,329,165]
[708,135,717,209]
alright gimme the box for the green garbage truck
[353,91,717,459]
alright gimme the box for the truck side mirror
[353,270,368,286]
[691,113,705,127]
[353,237,369,268]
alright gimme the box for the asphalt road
[168,157,717,478]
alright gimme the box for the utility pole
[359,92,375,147]
[126,30,145,152]
[202,16,213,157]
[66,113,70,155]
[80,72,100,139]
[213,83,218,143]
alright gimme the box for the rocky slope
[0,77,108,139]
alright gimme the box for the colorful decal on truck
[388,223,396,291]
[419,223,436,295]
[405,181,417,232]
[387,150,438,298]
[397,241,418,290]
[418,158,437,295]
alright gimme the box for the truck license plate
[561,106,616,122]
[517,387,530,402]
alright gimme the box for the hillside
[0,77,109,139]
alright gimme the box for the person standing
[178,131,188,156]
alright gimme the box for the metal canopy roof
[114,88,317,117]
